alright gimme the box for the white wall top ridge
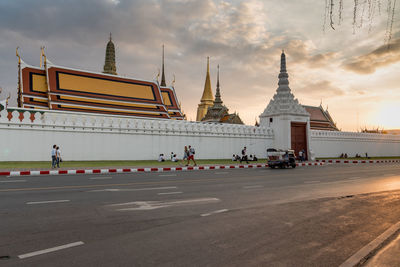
[260,51,309,118]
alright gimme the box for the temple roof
[303,105,338,131]
[202,65,243,125]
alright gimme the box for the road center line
[89,186,177,192]
[89,177,112,180]
[157,191,183,195]
[159,174,177,177]
[214,172,229,174]
[0,180,27,183]
[18,241,84,259]
[26,200,70,205]
[201,209,229,217]
[243,185,263,189]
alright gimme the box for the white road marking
[26,200,70,205]
[201,209,229,217]
[214,172,229,174]
[18,241,84,259]
[0,180,26,183]
[89,176,112,180]
[89,186,177,192]
[243,185,263,189]
[109,197,220,211]
[158,174,177,177]
[304,181,321,184]
[157,191,183,195]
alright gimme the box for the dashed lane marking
[89,176,112,180]
[0,180,26,183]
[243,185,263,189]
[158,174,177,177]
[88,186,177,192]
[18,241,84,259]
[214,172,229,174]
[26,200,70,205]
[157,191,183,195]
[201,209,229,217]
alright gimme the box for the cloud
[343,38,400,74]
[282,39,338,68]
[296,80,345,98]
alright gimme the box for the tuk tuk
[267,148,296,169]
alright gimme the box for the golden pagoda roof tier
[200,57,214,102]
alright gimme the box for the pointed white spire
[260,50,308,117]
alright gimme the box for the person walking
[187,145,197,166]
[51,145,57,168]
[240,146,249,164]
[181,146,189,166]
[56,146,62,168]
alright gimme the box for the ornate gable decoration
[260,51,309,118]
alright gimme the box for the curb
[339,221,400,267]
[316,159,400,164]
[0,162,324,177]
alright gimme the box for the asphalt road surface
[1,163,400,266]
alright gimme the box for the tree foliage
[324,0,397,44]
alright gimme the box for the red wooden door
[291,122,307,160]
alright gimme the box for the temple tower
[160,44,166,86]
[259,51,310,158]
[196,57,214,121]
[103,33,117,75]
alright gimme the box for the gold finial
[16,47,21,64]
[109,32,112,41]
[6,92,11,107]
[155,68,160,81]
[207,56,210,73]
[171,74,176,87]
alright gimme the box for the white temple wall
[310,130,400,158]
[0,108,273,161]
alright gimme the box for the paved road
[1,163,400,266]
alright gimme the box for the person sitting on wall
[158,154,165,162]
[171,154,178,162]
[170,152,174,160]
[344,153,348,158]
[249,155,253,161]
[340,153,344,158]
[253,155,258,161]
[232,154,237,161]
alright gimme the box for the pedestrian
[298,150,303,161]
[56,146,62,168]
[240,146,249,164]
[51,144,57,168]
[181,146,189,166]
[171,154,178,162]
[187,145,197,166]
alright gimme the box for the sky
[0,0,399,131]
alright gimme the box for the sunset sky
[0,0,399,131]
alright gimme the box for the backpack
[190,147,195,155]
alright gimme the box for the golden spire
[196,57,214,121]
[201,56,214,101]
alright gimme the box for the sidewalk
[364,232,400,266]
